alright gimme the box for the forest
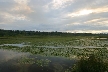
[0,29,108,37]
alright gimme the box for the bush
[72,54,108,72]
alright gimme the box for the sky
[0,0,108,33]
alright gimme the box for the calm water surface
[0,49,77,72]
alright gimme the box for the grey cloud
[0,1,15,12]
[61,0,108,13]
[0,0,108,33]
[64,24,108,31]
[60,11,108,25]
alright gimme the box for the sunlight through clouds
[67,9,93,17]
[67,5,108,18]
[79,10,93,15]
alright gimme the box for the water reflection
[0,49,29,62]
[0,49,77,72]
[36,45,104,48]
[0,44,30,47]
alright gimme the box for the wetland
[0,32,108,72]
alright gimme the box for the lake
[0,49,77,72]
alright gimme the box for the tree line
[0,29,108,37]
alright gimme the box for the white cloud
[44,0,74,11]
[52,0,74,9]
[66,5,108,18]
[67,9,93,17]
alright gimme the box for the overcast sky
[0,0,108,33]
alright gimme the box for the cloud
[14,0,30,5]
[84,18,108,24]
[65,22,81,26]
[65,5,108,18]
[0,11,29,24]
[44,0,74,11]
[51,0,74,9]
[67,9,93,17]
[11,5,33,14]
[66,30,108,33]
[0,0,108,33]
[0,0,33,24]
[12,0,33,14]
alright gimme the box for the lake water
[36,45,104,49]
[0,44,30,47]
[0,43,104,49]
[0,49,77,72]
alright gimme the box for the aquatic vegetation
[0,36,108,72]
[36,59,51,67]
